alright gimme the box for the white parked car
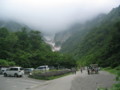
[3,67,24,77]
[36,65,49,71]
[0,67,8,74]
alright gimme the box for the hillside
[0,20,30,32]
[0,27,76,68]
[54,14,106,53]
[55,5,120,67]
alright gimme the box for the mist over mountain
[55,5,120,67]
[0,0,120,69]
[0,20,31,32]
[0,0,120,33]
[54,13,106,49]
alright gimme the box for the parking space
[0,75,45,90]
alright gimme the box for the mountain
[0,20,77,68]
[55,13,106,53]
[0,20,30,32]
[54,26,78,47]
[55,5,120,67]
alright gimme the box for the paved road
[71,70,116,90]
[30,74,75,90]
[0,70,116,90]
[0,73,75,90]
[0,75,46,90]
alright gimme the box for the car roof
[10,67,21,68]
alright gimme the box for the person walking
[80,67,82,73]
[87,66,90,75]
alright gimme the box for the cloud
[0,0,120,33]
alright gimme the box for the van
[3,67,24,77]
[36,65,49,71]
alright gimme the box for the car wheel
[4,73,7,77]
[20,75,23,77]
[14,73,18,77]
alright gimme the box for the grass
[97,88,107,90]
[102,67,119,75]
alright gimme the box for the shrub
[30,69,72,80]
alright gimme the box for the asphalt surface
[0,70,116,90]
[71,70,116,90]
[30,74,75,90]
[0,75,46,90]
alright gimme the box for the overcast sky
[0,0,120,33]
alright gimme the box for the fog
[0,0,120,33]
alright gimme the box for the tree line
[0,27,76,68]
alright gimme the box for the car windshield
[10,68,18,71]
[38,67,46,69]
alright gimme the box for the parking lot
[0,75,45,90]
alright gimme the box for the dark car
[24,68,34,74]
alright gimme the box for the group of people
[71,64,99,75]
[87,65,99,75]
[80,65,99,75]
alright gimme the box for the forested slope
[57,14,106,53]
[58,6,120,67]
[0,28,76,68]
[0,20,30,32]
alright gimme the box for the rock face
[54,31,72,47]
[44,35,61,52]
